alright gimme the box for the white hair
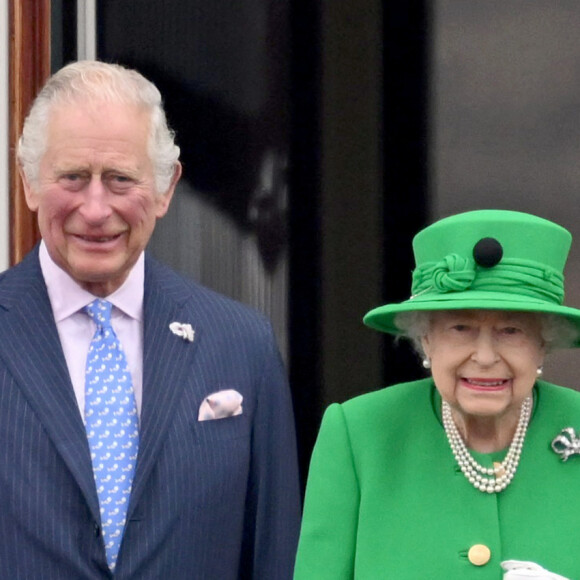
[17,60,180,194]
[393,310,580,357]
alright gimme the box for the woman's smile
[461,377,511,392]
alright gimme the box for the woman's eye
[451,324,470,332]
[501,326,521,335]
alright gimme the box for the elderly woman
[294,210,580,579]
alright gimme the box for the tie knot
[84,299,113,328]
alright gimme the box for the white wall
[0,2,9,271]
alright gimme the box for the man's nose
[78,177,113,222]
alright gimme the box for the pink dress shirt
[39,242,144,418]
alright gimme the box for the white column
[0,1,9,271]
[77,0,97,61]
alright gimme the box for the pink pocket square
[198,389,244,421]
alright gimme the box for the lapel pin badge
[551,427,580,461]
[169,322,195,343]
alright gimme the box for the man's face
[21,100,180,296]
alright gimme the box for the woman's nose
[470,332,500,365]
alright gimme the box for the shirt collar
[39,241,144,322]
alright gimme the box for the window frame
[9,0,50,264]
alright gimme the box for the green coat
[294,379,580,579]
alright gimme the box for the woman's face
[421,310,545,421]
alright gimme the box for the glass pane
[96,0,290,358]
[432,0,580,387]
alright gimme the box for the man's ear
[19,165,40,212]
[155,162,182,218]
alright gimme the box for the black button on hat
[473,237,503,267]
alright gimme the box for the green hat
[363,209,580,345]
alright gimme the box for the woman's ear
[420,334,431,358]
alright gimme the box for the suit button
[468,544,491,566]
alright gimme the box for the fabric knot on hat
[412,254,475,296]
[411,255,564,304]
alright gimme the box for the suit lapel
[0,251,100,520]
[128,256,200,514]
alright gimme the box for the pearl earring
[536,366,543,377]
[422,358,431,369]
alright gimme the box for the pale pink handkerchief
[198,389,244,421]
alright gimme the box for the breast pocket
[191,412,250,444]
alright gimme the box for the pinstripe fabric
[0,247,301,579]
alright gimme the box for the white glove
[501,560,570,580]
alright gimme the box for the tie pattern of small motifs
[84,299,139,570]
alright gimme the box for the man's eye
[59,174,86,190]
[107,175,134,191]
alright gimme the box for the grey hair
[17,60,180,194]
[393,310,580,357]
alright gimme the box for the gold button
[468,544,491,566]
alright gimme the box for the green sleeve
[294,403,360,579]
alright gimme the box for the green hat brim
[363,290,580,346]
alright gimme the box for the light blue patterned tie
[84,299,139,570]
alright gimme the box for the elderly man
[0,60,300,579]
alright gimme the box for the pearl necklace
[442,396,532,493]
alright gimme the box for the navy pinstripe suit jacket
[0,248,301,579]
